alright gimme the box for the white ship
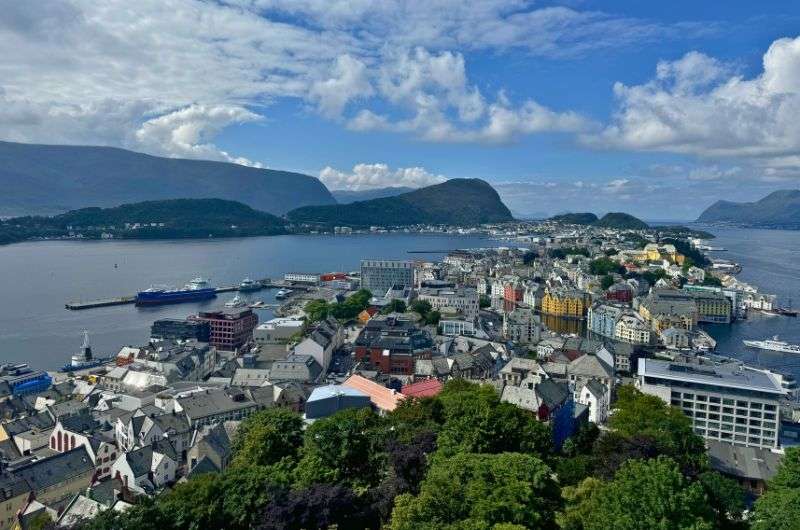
[743,336,800,354]
[224,294,247,308]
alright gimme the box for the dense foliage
[549,212,599,225]
[78,383,757,530]
[0,198,287,245]
[409,300,441,326]
[589,257,625,276]
[287,179,513,227]
[592,212,649,230]
[662,237,711,267]
[304,289,372,322]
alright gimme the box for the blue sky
[2,1,800,219]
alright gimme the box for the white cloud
[347,48,593,143]
[0,0,712,160]
[309,55,374,118]
[318,163,447,190]
[134,105,264,166]
[586,36,800,171]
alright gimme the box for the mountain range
[0,141,335,216]
[287,178,513,227]
[697,190,800,228]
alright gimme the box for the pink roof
[342,375,405,412]
[401,379,444,398]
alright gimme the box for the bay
[0,234,503,370]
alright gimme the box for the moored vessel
[135,277,216,306]
[743,336,800,354]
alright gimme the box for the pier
[66,285,243,311]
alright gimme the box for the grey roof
[536,379,571,409]
[584,379,607,397]
[186,455,219,478]
[60,413,100,435]
[707,440,782,481]
[47,400,89,420]
[11,447,94,492]
[2,412,54,437]
[639,359,785,395]
[0,472,29,501]
[124,445,154,478]
[569,354,614,379]
[270,354,322,382]
[195,423,232,461]
[177,389,256,421]
[151,412,191,434]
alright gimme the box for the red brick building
[504,283,524,303]
[191,308,258,352]
[353,316,433,375]
[605,282,634,303]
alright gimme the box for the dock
[66,285,243,311]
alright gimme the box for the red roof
[401,378,444,398]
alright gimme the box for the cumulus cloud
[318,163,447,190]
[134,105,264,166]
[0,0,712,160]
[585,36,800,171]
[347,48,593,143]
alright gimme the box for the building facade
[541,288,589,318]
[418,287,479,321]
[360,260,415,296]
[638,359,785,449]
[192,309,258,352]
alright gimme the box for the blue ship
[136,277,217,306]
[60,330,111,372]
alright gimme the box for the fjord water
[0,228,798,377]
[698,227,800,379]
[0,234,502,369]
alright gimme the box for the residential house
[577,379,609,424]
[111,440,178,494]
[293,317,343,373]
[11,447,95,507]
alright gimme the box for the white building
[577,379,609,424]
[440,318,476,336]
[638,359,785,449]
[418,287,479,322]
[293,317,343,373]
[614,314,651,345]
[253,318,305,345]
[360,260,415,296]
[284,273,320,285]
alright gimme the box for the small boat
[743,336,800,354]
[60,331,110,372]
[238,278,261,292]
[224,294,247,308]
[275,289,293,299]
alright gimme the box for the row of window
[670,392,776,411]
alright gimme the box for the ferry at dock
[135,277,216,306]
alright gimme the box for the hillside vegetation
[287,179,514,227]
[0,198,287,244]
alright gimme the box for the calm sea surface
[0,234,504,369]
[697,227,800,379]
[0,228,798,376]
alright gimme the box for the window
[751,402,763,409]
[696,395,707,402]
[709,396,721,404]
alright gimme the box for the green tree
[479,294,491,308]
[390,452,561,530]
[410,299,433,316]
[752,447,800,529]
[294,407,389,488]
[559,457,715,530]
[610,385,706,475]
[600,274,615,290]
[698,471,746,526]
[589,257,624,276]
[304,299,329,322]
[382,299,407,314]
[230,408,304,468]
[437,381,551,457]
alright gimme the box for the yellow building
[0,475,29,530]
[540,288,590,319]
[643,243,684,265]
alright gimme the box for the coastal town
[0,218,797,527]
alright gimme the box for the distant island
[0,198,287,245]
[331,186,415,204]
[549,211,649,230]
[697,189,800,229]
[549,212,598,225]
[287,178,514,227]
[0,140,334,217]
